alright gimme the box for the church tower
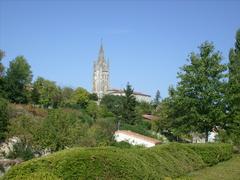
[93,43,109,99]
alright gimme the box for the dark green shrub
[7,142,34,161]
[110,141,132,148]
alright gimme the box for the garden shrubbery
[186,143,233,166]
[3,143,232,179]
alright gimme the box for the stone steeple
[98,43,105,62]
[93,43,110,99]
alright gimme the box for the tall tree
[226,29,240,144]
[0,50,6,97]
[0,49,5,77]
[153,90,161,108]
[5,56,32,103]
[154,97,172,133]
[122,83,137,125]
[171,42,227,142]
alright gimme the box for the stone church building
[93,44,151,102]
[92,43,110,99]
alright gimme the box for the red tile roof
[115,130,161,144]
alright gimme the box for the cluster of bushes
[2,143,232,179]
[5,107,116,159]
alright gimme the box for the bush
[3,143,233,180]
[7,142,34,161]
[186,143,233,166]
[110,141,132,148]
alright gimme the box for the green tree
[89,93,98,101]
[100,94,124,116]
[86,118,115,146]
[32,77,62,108]
[61,87,74,107]
[122,83,137,125]
[5,56,32,103]
[0,50,6,97]
[136,101,153,115]
[226,29,240,145]
[154,98,172,133]
[70,87,90,109]
[0,49,5,78]
[0,97,9,142]
[86,100,100,120]
[153,90,161,108]
[171,42,226,142]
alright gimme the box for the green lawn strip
[177,155,240,180]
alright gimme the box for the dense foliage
[5,56,33,104]
[7,142,34,161]
[224,29,240,146]
[6,106,116,155]
[152,31,240,145]
[0,50,5,97]
[172,42,226,142]
[2,143,232,180]
[0,97,9,142]
[122,83,137,125]
[32,77,62,108]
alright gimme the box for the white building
[191,131,218,143]
[108,89,151,103]
[114,130,161,147]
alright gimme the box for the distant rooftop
[115,130,161,144]
[108,89,151,97]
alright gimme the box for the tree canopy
[225,29,240,145]
[122,83,137,125]
[32,77,62,108]
[5,56,32,103]
[169,42,227,142]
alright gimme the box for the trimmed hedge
[3,143,232,180]
[186,143,233,166]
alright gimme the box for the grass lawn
[177,155,240,180]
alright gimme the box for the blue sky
[0,0,239,98]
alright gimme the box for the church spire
[98,39,105,62]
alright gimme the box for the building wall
[107,90,151,103]
[134,94,151,103]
